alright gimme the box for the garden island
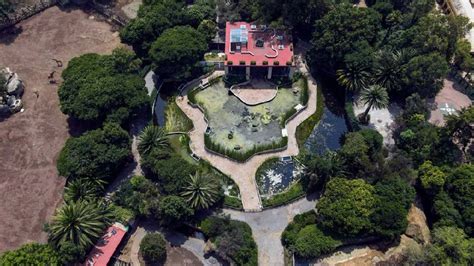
[0,0,473,266]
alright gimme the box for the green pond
[194,80,300,153]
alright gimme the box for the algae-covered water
[195,80,299,152]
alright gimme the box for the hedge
[205,134,288,162]
[344,99,361,131]
[262,181,305,208]
[224,196,243,210]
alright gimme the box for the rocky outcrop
[1,68,24,114]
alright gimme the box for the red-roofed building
[85,223,128,266]
[224,22,295,80]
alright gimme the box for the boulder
[1,68,24,97]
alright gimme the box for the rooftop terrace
[225,22,294,67]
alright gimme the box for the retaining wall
[0,0,57,31]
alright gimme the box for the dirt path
[176,57,318,211]
[0,6,120,252]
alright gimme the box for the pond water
[258,157,304,196]
[304,106,348,155]
[154,93,168,126]
[195,79,300,152]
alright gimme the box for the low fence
[0,0,57,31]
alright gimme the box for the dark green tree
[149,26,208,81]
[140,233,167,264]
[317,178,376,237]
[181,173,221,210]
[112,175,160,217]
[58,51,149,125]
[371,177,415,239]
[293,225,340,258]
[158,195,194,225]
[309,3,381,75]
[57,123,131,182]
[137,125,170,156]
[359,85,389,123]
[48,200,112,250]
[0,243,61,265]
[120,0,187,55]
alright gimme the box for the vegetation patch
[200,216,258,265]
[295,81,323,147]
[262,181,304,208]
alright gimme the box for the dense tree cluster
[58,48,149,126]
[120,0,213,81]
[308,1,471,99]
[57,123,131,183]
[201,216,258,265]
[0,243,61,265]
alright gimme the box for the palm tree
[63,178,105,203]
[359,85,389,123]
[181,173,220,209]
[137,125,170,156]
[373,49,414,92]
[336,63,371,92]
[48,200,112,249]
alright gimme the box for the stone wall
[0,0,58,31]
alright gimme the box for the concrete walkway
[223,193,318,266]
[176,58,318,211]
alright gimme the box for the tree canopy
[149,26,208,81]
[58,48,149,126]
[0,243,61,265]
[317,178,376,237]
[140,233,167,264]
[57,123,131,182]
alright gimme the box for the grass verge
[295,81,324,148]
[262,181,305,208]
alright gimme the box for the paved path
[176,58,318,210]
[223,193,318,266]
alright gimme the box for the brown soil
[165,246,203,266]
[0,6,120,252]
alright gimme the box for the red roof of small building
[225,22,294,67]
[85,223,128,266]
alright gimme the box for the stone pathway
[223,193,318,266]
[176,58,318,211]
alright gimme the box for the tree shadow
[0,25,23,45]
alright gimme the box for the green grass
[169,134,197,165]
[262,181,305,208]
[224,196,243,209]
[165,98,193,133]
[295,82,324,148]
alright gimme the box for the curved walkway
[175,57,317,211]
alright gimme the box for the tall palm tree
[137,125,170,156]
[63,178,105,203]
[336,63,371,92]
[181,173,220,209]
[373,49,414,92]
[48,200,112,249]
[359,85,389,123]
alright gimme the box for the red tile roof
[225,22,294,67]
[85,223,128,266]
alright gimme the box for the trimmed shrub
[250,60,257,65]
[262,182,304,208]
[273,61,280,66]
[140,233,167,264]
[263,61,269,65]
[227,61,233,65]
[294,225,340,258]
[239,60,246,65]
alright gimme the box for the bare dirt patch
[0,6,120,252]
